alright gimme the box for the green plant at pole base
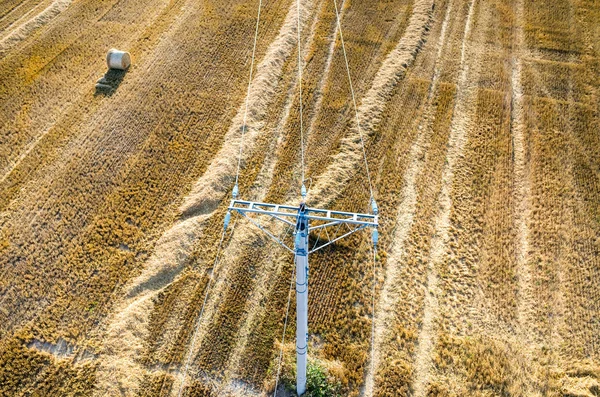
[281,359,341,397]
[305,361,341,397]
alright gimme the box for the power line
[235,0,264,191]
[332,0,375,202]
[177,221,232,397]
[297,0,306,187]
[178,3,265,391]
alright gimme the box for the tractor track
[363,0,453,394]
[308,0,435,206]
[511,0,535,351]
[410,0,482,393]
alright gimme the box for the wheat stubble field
[0,0,599,395]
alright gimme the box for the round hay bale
[106,49,131,70]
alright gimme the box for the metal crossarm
[229,200,378,227]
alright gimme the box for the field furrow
[365,0,454,394]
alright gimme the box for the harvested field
[0,0,598,395]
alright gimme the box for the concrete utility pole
[227,191,378,395]
[294,205,309,393]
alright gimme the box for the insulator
[371,198,379,215]
[224,211,231,230]
[372,229,379,246]
[232,184,239,199]
[301,184,307,198]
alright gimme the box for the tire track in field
[511,0,535,349]
[0,0,72,54]
[307,0,434,207]
[363,0,454,394]
[410,0,479,394]
[304,0,346,141]
[96,1,318,394]
[0,0,45,34]
[0,123,50,186]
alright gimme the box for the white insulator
[372,229,379,246]
[106,49,131,70]
[371,198,379,215]
[223,211,231,230]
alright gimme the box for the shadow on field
[94,68,128,96]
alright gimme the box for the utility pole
[295,203,309,393]
[226,189,378,395]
